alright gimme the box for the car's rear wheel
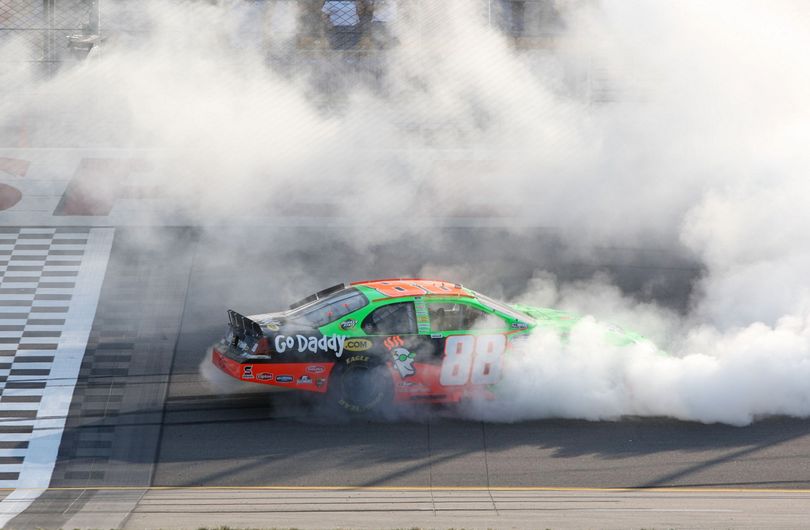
[328,354,393,414]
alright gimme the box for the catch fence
[0,0,580,148]
[0,0,99,77]
[1,1,566,72]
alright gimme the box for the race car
[211,278,643,412]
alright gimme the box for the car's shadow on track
[51,374,810,491]
[165,389,810,489]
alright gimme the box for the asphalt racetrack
[8,227,810,529]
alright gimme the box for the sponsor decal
[339,319,357,330]
[346,355,369,364]
[263,319,281,331]
[507,334,530,354]
[276,375,293,383]
[297,375,312,385]
[242,365,254,379]
[344,338,372,352]
[397,381,429,393]
[306,366,325,374]
[370,280,466,298]
[257,372,273,381]
[414,299,430,334]
[383,336,404,350]
[274,334,346,358]
[316,378,326,388]
[385,336,415,378]
[511,322,528,329]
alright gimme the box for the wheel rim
[341,365,386,410]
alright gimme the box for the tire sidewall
[330,353,392,413]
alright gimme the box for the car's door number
[440,335,506,386]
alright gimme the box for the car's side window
[362,302,417,335]
[428,302,508,332]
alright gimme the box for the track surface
[10,227,810,529]
[159,227,810,491]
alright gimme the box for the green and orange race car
[211,278,644,412]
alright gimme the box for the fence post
[43,0,55,76]
[88,0,99,34]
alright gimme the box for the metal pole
[43,0,55,76]
[89,0,100,34]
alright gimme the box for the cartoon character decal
[391,347,416,378]
[385,336,416,378]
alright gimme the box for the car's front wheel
[328,354,393,414]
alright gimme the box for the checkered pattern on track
[0,227,112,486]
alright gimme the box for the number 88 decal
[440,335,506,386]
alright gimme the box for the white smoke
[451,0,810,426]
[3,0,810,425]
[463,280,810,426]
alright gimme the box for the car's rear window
[288,288,368,328]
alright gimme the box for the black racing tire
[327,354,393,414]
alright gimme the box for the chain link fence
[1,0,566,67]
[0,0,581,148]
[0,0,98,77]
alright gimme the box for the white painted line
[0,404,41,411]
[43,245,86,251]
[0,296,36,301]
[0,389,46,397]
[31,301,74,308]
[0,228,114,528]
[4,375,44,382]
[28,289,72,295]
[0,450,28,457]
[10,251,49,257]
[2,260,45,267]
[18,229,55,235]
[0,434,35,443]
[15,334,62,342]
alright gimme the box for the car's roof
[351,278,474,300]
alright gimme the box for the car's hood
[512,304,646,347]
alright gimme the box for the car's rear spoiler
[227,309,263,338]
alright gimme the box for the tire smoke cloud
[4,1,810,425]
